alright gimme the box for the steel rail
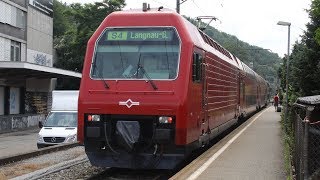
[0,142,79,166]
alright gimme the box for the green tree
[284,0,320,97]
[53,0,125,89]
[303,0,320,95]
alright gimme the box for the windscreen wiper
[138,64,158,90]
[92,62,109,89]
[135,53,157,90]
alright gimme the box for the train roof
[108,9,239,65]
[181,17,241,69]
[100,9,268,81]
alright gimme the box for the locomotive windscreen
[90,27,181,80]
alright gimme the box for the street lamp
[277,21,291,125]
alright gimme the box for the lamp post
[277,21,291,125]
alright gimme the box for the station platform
[0,128,39,158]
[171,106,286,179]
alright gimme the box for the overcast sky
[63,0,311,57]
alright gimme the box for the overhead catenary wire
[176,0,188,14]
[151,0,175,9]
[191,0,208,16]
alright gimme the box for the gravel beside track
[0,146,88,179]
[36,160,107,180]
[0,142,79,166]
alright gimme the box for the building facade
[0,0,81,133]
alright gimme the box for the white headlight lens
[159,116,173,124]
[37,135,44,143]
[92,115,100,121]
[88,115,101,121]
[66,134,77,142]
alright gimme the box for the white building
[0,0,81,133]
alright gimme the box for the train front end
[78,11,191,169]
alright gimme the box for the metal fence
[293,95,320,180]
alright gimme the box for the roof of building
[0,61,81,79]
[296,95,320,106]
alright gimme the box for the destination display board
[29,0,53,17]
[107,30,173,41]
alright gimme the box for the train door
[239,75,245,117]
[237,73,241,116]
[256,85,260,109]
[201,54,208,134]
[192,49,208,144]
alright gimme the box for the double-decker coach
[78,7,269,169]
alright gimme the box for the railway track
[0,143,84,179]
[84,121,241,180]
[0,142,78,166]
[1,110,258,180]
[0,142,170,180]
[13,156,90,180]
[88,168,171,180]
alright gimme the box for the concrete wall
[27,48,52,66]
[10,0,28,8]
[0,23,27,41]
[27,6,53,67]
[0,114,45,133]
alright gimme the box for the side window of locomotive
[192,53,202,83]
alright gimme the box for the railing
[293,96,320,180]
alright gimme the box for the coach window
[0,87,4,115]
[192,53,202,83]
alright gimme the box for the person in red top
[274,93,279,112]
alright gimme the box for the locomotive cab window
[192,53,202,82]
[91,27,180,80]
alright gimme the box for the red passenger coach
[78,8,269,169]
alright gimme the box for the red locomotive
[78,8,269,169]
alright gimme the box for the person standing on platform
[274,93,279,112]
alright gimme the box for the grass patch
[0,171,7,180]
[283,133,293,180]
[2,162,50,179]
[280,110,295,180]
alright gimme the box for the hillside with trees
[187,17,281,89]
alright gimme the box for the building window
[10,41,20,61]
[0,87,4,115]
[9,87,20,115]
[16,9,26,29]
[0,2,26,29]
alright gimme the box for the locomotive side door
[239,74,245,116]
[192,49,208,143]
[201,54,208,134]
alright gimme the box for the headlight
[88,115,100,121]
[37,135,44,143]
[159,116,173,124]
[66,134,77,143]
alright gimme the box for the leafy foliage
[279,0,320,99]
[279,2,320,178]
